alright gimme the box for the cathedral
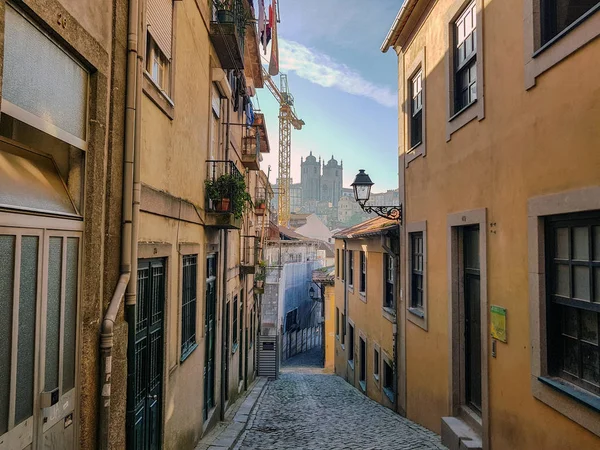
[300,152,343,207]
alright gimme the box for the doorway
[463,226,481,414]
[132,259,165,450]
[224,301,230,402]
[0,226,81,450]
[203,255,217,420]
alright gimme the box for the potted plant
[205,173,253,220]
[255,199,267,215]
[215,0,234,23]
[254,260,266,292]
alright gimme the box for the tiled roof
[312,266,335,283]
[278,226,307,240]
[333,216,397,239]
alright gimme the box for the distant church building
[300,152,343,207]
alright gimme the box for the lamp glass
[354,185,371,203]
[309,286,315,298]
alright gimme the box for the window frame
[545,212,600,396]
[384,253,395,310]
[232,295,239,352]
[142,1,177,119]
[348,250,354,290]
[336,248,340,278]
[359,250,367,296]
[373,345,381,383]
[524,0,600,89]
[335,307,340,339]
[359,334,367,391]
[405,49,426,167]
[445,0,484,141]
[180,253,198,362]
[528,188,600,437]
[407,221,428,330]
[383,354,395,403]
[341,313,346,347]
[348,322,355,368]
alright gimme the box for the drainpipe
[220,92,232,421]
[382,233,400,414]
[98,0,142,446]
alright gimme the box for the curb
[199,377,269,450]
[231,378,270,449]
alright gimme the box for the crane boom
[261,68,304,226]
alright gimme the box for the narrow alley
[234,350,446,450]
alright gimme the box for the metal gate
[132,259,165,450]
[257,335,278,379]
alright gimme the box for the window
[541,0,600,46]
[336,307,340,337]
[454,1,477,113]
[348,324,355,364]
[411,232,425,309]
[359,251,367,294]
[383,359,394,402]
[410,70,423,148]
[232,296,238,349]
[545,212,600,395]
[359,337,367,390]
[146,35,170,94]
[384,254,394,308]
[342,250,346,282]
[348,251,354,287]
[374,348,380,380]
[181,254,198,360]
[336,249,340,277]
[285,308,298,331]
[341,313,346,345]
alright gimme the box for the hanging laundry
[268,0,279,76]
[245,98,254,126]
[258,0,267,54]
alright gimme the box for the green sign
[490,305,507,343]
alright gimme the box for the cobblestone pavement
[235,349,446,450]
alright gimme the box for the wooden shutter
[147,0,173,59]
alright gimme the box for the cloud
[278,39,397,108]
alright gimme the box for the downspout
[98,0,141,446]
[382,233,401,414]
[220,93,231,421]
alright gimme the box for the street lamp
[309,284,323,302]
[351,169,403,222]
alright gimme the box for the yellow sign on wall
[490,305,507,343]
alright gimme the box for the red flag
[268,0,279,76]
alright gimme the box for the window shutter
[147,0,173,59]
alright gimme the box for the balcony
[241,235,259,275]
[241,128,260,170]
[205,160,250,230]
[210,0,246,70]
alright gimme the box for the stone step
[441,416,482,450]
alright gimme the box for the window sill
[348,285,354,294]
[383,387,395,403]
[382,307,396,323]
[408,307,425,318]
[232,343,239,354]
[539,377,600,413]
[180,342,198,363]
[405,143,425,167]
[359,380,366,392]
[359,292,367,303]
[143,71,175,120]
[348,360,355,370]
[449,99,477,122]
[336,334,340,341]
[373,374,380,383]
[341,344,345,351]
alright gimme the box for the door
[238,294,244,384]
[133,259,165,450]
[203,256,216,420]
[0,227,81,450]
[463,226,482,413]
[224,301,230,402]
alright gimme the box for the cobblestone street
[234,350,446,450]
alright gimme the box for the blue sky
[254,0,401,193]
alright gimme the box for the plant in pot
[255,199,267,215]
[215,0,235,23]
[205,173,253,220]
[255,260,266,292]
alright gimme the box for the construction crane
[262,67,304,226]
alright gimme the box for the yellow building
[333,218,400,412]
[312,266,336,372]
[126,0,271,448]
[383,0,600,449]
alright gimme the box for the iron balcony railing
[211,0,247,65]
[242,127,261,158]
[205,160,244,215]
[241,235,260,267]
